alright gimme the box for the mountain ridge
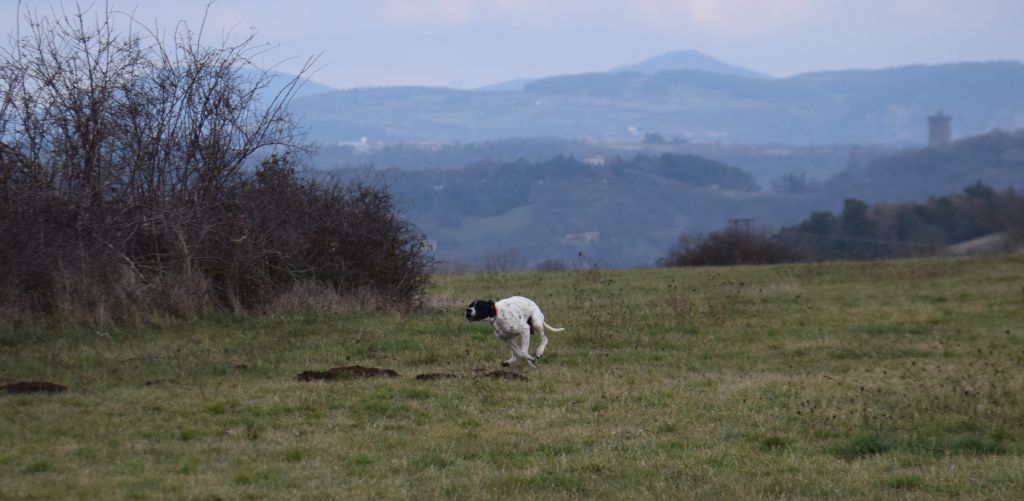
[292,59,1024,145]
[476,49,758,91]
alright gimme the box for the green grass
[2,255,1024,498]
[827,433,897,460]
[883,474,924,490]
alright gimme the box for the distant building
[928,112,952,146]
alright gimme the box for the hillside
[827,129,1024,202]
[318,129,1024,268]
[325,154,829,267]
[312,138,861,189]
[291,61,1024,144]
[240,68,337,101]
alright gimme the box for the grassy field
[2,255,1023,499]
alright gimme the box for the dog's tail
[543,321,565,332]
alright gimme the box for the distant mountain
[239,68,336,101]
[477,78,535,92]
[613,50,766,79]
[476,50,761,91]
[292,60,1024,145]
[287,75,337,98]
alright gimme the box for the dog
[465,296,565,366]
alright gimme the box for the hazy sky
[2,0,1022,89]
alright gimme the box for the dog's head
[465,299,496,322]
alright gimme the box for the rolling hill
[323,154,830,267]
[320,129,1024,268]
[292,60,1024,145]
[826,128,1024,202]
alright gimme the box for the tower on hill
[928,112,952,146]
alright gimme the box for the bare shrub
[0,4,432,324]
[665,228,801,267]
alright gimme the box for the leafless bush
[0,4,432,324]
[665,228,801,267]
[217,155,433,310]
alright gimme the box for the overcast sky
[2,0,1022,90]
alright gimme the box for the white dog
[465,296,565,366]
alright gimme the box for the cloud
[365,0,822,35]
[632,0,819,35]
[3,0,1021,89]
[690,0,818,34]
[378,0,481,26]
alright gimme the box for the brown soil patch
[2,381,67,394]
[297,365,399,381]
[144,379,178,386]
[415,373,458,381]
[476,369,528,381]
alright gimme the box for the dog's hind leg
[534,324,549,358]
[528,313,550,357]
[520,324,532,358]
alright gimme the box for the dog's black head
[465,299,496,322]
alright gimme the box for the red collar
[492,304,499,319]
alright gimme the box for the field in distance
[2,255,1023,498]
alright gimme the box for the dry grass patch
[1,255,1023,498]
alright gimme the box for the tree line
[666,182,1023,266]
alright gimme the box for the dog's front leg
[496,334,535,366]
[503,349,517,367]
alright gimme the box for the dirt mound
[296,366,525,382]
[415,373,458,381]
[476,369,528,381]
[297,365,399,381]
[2,381,67,394]
[144,379,178,386]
